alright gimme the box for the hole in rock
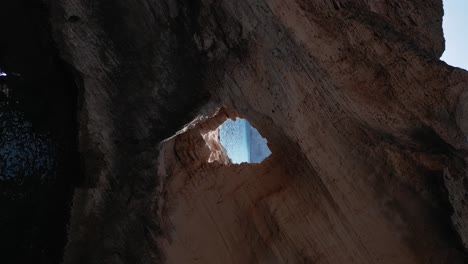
[441,0,468,70]
[217,118,271,164]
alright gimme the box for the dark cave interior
[0,2,79,263]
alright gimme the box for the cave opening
[218,118,271,164]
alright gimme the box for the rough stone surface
[443,168,468,249]
[32,0,468,263]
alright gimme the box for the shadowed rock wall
[38,0,468,263]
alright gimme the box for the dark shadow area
[0,1,79,263]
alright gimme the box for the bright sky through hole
[219,118,271,164]
[441,0,468,70]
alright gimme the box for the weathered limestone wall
[46,0,468,263]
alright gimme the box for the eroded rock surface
[40,0,468,263]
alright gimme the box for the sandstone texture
[6,0,468,263]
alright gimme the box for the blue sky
[441,0,468,70]
[219,118,271,164]
[219,119,250,163]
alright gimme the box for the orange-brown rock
[45,0,468,263]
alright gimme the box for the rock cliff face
[13,0,468,263]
